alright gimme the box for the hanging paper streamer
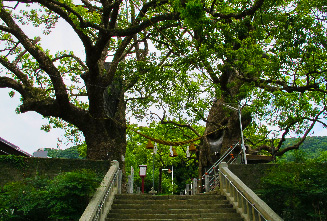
[186,146,190,158]
[169,146,173,157]
[154,143,157,155]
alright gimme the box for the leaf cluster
[125,122,202,194]
[0,169,102,220]
[260,159,327,220]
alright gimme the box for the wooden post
[141,177,145,193]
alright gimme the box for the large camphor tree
[0,0,180,162]
[147,0,327,176]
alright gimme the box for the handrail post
[219,162,228,193]
[80,160,120,221]
[205,174,210,192]
[186,184,190,195]
[118,170,122,194]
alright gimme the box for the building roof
[0,137,32,157]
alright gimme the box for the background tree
[47,145,84,159]
[125,122,201,194]
[261,156,327,220]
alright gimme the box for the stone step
[108,208,237,214]
[107,213,243,220]
[112,199,230,206]
[115,194,225,200]
[107,194,243,221]
[112,203,233,210]
[107,219,243,221]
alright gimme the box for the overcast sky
[0,89,66,154]
[1,9,326,155]
[1,17,85,155]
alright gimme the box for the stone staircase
[106,194,243,220]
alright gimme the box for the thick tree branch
[210,0,265,20]
[0,57,31,86]
[109,13,180,36]
[105,35,134,85]
[52,54,87,71]
[109,0,121,29]
[0,76,26,95]
[275,108,326,156]
[0,6,71,108]
[34,0,93,50]
[242,75,325,93]
[13,37,41,65]
[201,60,220,84]
[151,112,201,137]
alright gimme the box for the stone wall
[228,163,277,191]
[0,156,111,186]
[1,156,276,192]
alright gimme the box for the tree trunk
[198,63,252,181]
[84,118,126,163]
[84,77,127,168]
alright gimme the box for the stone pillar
[127,175,133,193]
[205,174,210,192]
[192,178,197,195]
[118,170,122,194]
[186,184,190,195]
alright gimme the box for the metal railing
[80,160,122,221]
[202,143,241,191]
[219,162,283,221]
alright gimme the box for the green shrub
[0,155,27,169]
[260,161,327,220]
[0,169,102,220]
[0,177,50,220]
[47,169,101,220]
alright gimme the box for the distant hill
[280,136,327,160]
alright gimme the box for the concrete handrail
[219,162,283,221]
[80,160,121,221]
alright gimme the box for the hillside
[280,136,327,161]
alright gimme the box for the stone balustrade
[219,162,283,221]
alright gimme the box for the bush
[260,161,327,220]
[0,169,102,220]
[0,177,50,220]
[47,169,101,220]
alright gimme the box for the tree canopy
[140,0,327,169]
[1,0,327,169]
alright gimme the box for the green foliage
[1,0,327,162]
[0,169,101,220]
[260,158,327,220]
[47,169,101,220]
[0,155,27,169]
[278,136,327,162]
[77,143,87,159]
[0,177,51,220]
[125,122,202,194]
[47,145,85,159]
[180,0,207,29]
